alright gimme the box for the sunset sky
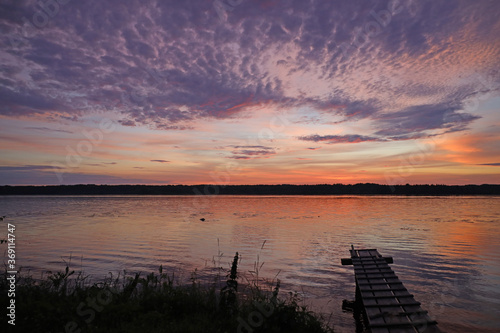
[1,0,499,185]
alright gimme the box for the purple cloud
[227,156,252,160]
[231,145,274,150]
[0,0,497,136]
[0,169,165,185]
[298,134,383,144]
[0,165,62,171]
[24,126,73,133]
[374,103,481,138]
[227,145,276,159]
[232,150,275,156]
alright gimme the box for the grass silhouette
[1,251,335,332]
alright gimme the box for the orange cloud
[437,133,499,165]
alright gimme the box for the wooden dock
[342,246,441,333]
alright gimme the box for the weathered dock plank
[342,246,441,333]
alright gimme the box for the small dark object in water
[200,218,205,221]
[0,216,5,221]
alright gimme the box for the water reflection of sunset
[7,195,499,332]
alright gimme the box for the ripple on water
[3,195,499,333]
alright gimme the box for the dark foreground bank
[0,254,334,333]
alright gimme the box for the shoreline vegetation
[0,253,335,333]
[1,183,499,195]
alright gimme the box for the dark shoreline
[1,183,499,195]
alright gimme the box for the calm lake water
[1,195,499,332]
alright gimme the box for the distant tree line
[0,183,499,195]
